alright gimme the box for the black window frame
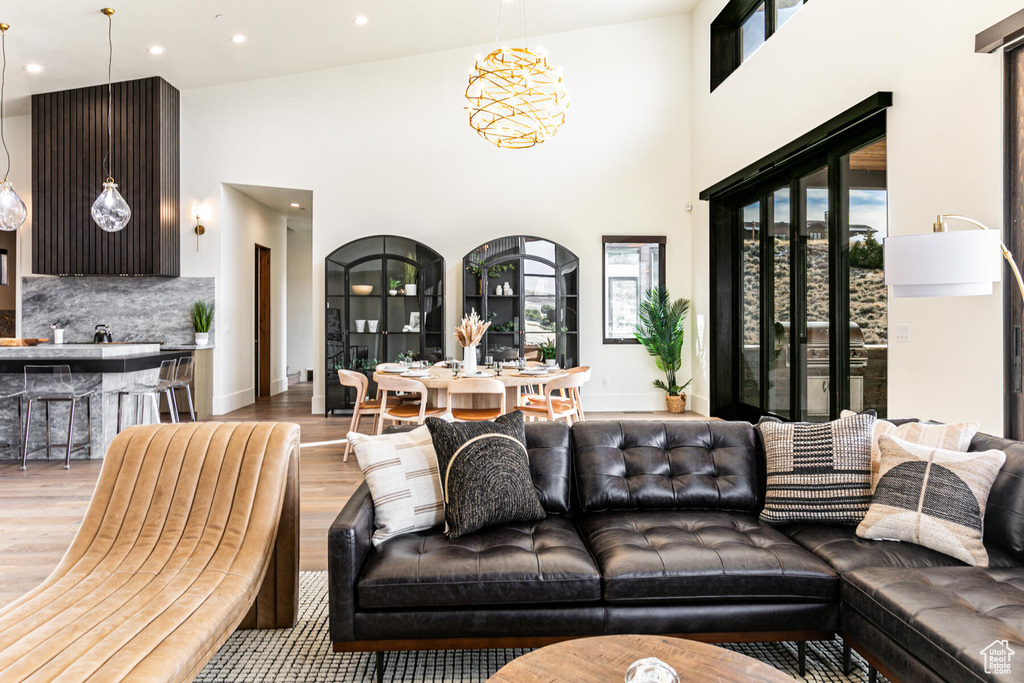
[711,0,808,92]
[701,92,892,422]
[601,235,667,345]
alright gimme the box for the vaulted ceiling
[2,0,697,114]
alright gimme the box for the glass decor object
[0,180,26,232]
[0,25,25,231]
[624,657,679,683]
[91,180,131,233]
[92,8,130,233]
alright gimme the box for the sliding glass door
[729,124,887,422]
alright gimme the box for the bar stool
[0,381,23,462]
[375,375,447,435]
[446,378,507,422]
[21,365,94,471]
[168,356,196,422]
[117,359,178,431]
[337,369,400,461]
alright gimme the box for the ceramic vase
[464,344,478,375]
[53,328,64,344]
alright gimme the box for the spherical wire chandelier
[464,1,569,149]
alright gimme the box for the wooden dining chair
[517,372,587,425]
[521,366,590,422]
[337,370,399,461]
[446,378,507,422]
[375,374,447,434]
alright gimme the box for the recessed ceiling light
[24,64,43,73]
[290,203,301,208]
[354,16,368,26]
[147,46,165,55]
[231,34,246,44]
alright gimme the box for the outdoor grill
[776,322,868,368]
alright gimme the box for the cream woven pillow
[841,411,979,492]
[349,426,444,547]
[856,435,1005,566]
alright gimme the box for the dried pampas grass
[455,309,489,348]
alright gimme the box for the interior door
[255,245,271,398]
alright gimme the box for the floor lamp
[884,215,1023,303]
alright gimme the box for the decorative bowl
[0,338,49,346]
[351,285,374,296]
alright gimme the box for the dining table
[372,364,569,413]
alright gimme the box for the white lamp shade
[884,229,1002,298]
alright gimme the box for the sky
[743,189,888,240]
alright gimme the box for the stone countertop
[0,343,162,359]
[0,345,190,374]
[161,344,216,351]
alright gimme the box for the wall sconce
[192,203,211,251]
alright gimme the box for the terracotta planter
[665,394,686,414]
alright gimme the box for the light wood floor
[0,383,710,607]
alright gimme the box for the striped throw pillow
[349,426,444,547]
[840,411,979,492]
[757,412,875,525]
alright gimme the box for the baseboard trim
[213,388,253,416]
[690,393,710,417]
[271,377,289,396]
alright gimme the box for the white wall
[216,184,289,412]
[180,16,693,414]
[286,227,314,377]
[689,0,1018,434]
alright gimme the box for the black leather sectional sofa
[328,421,1024,682]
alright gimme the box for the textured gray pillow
[425,410,545,539]
[757,412,875,525]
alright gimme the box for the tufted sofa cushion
[843,567,1024,683]
[571,421,761,513]
[782,523,1024,573]
[356,515,601,609]
[577,510,837,603]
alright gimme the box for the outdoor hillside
[743,240,887,346]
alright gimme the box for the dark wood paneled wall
[31,76,180,276]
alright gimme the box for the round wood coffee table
[488,635,795,682]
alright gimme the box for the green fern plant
[634,286,691,396]
[190,301,215,333]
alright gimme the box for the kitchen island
[0,343,192,464]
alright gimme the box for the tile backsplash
[22,276,215,345]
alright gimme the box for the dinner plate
[401,370,431,378]
[519,369,549,376]
[380,366,406,373]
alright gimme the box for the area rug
[197,572,886,682]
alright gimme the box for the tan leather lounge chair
[0,421,301,682]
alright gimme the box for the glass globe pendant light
[0,23,27,232]
[91,8,130,233]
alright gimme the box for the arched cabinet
[463,236,579,368]
[325,236,445,415]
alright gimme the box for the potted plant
[468,261,514,295]
[389,277,402,296]
[403,263,418,296]
[190,301,214,346]
[539,337,557,365]
[634,286,692,413]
